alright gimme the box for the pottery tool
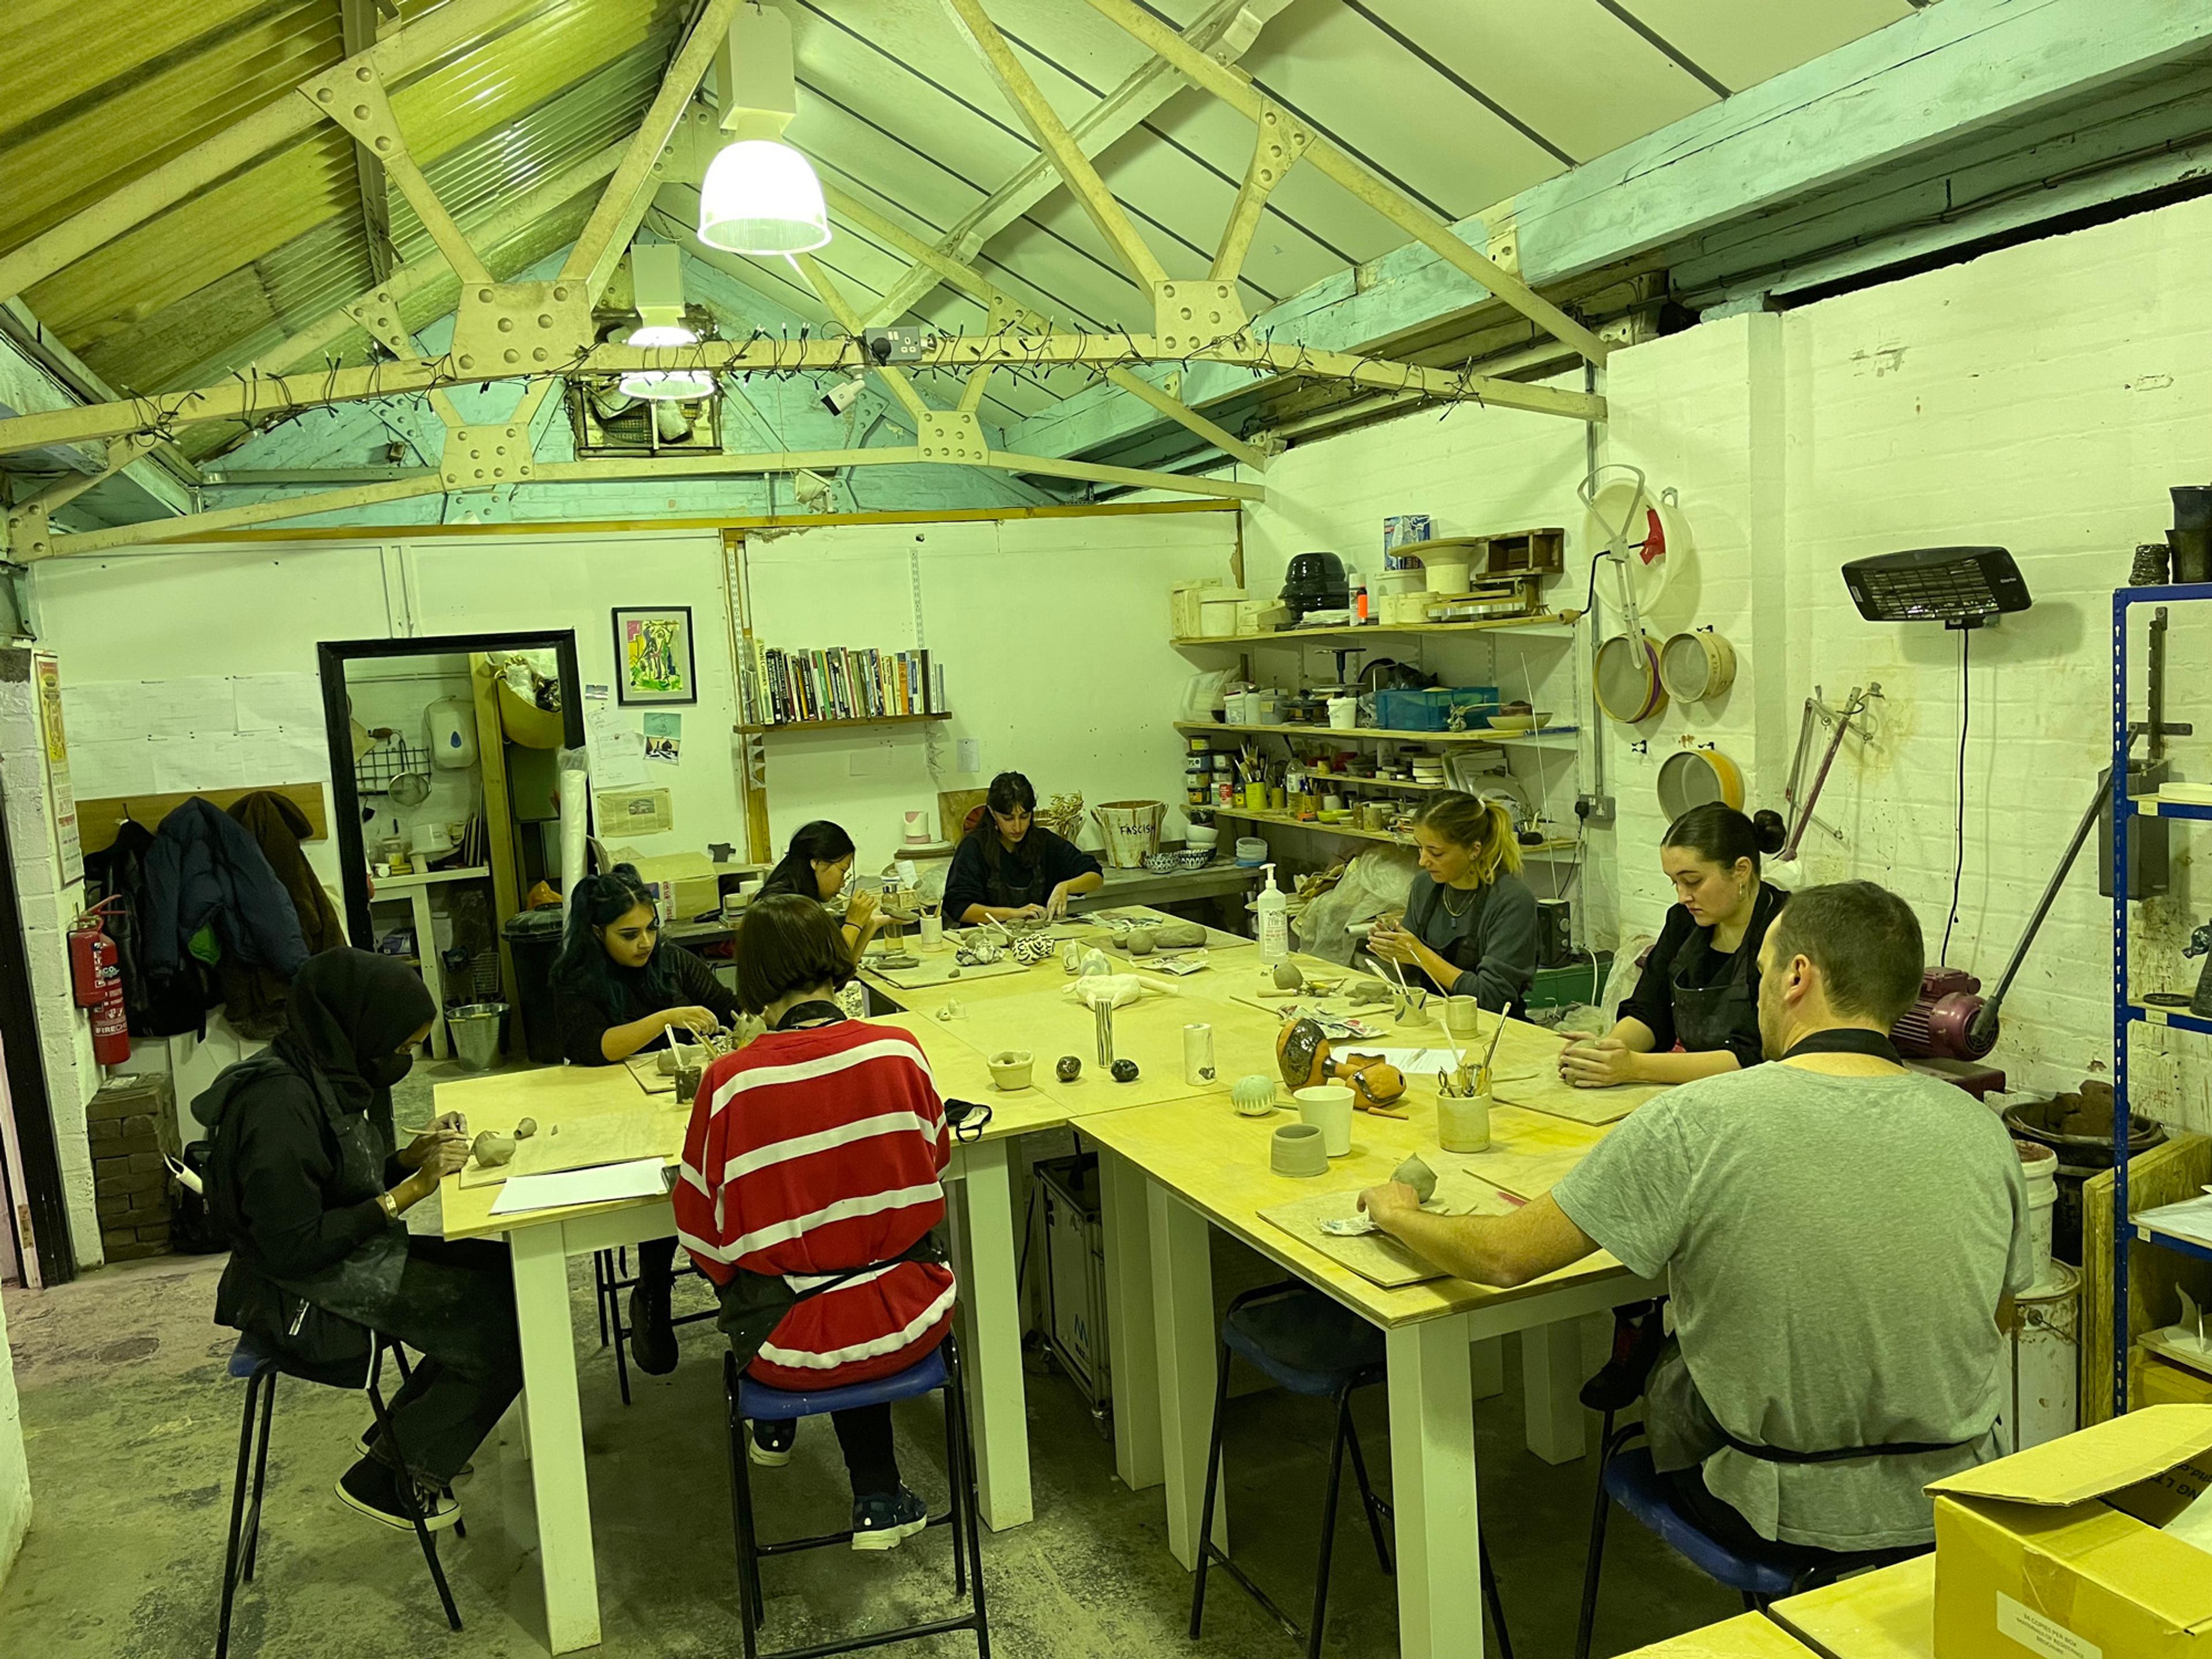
[1475,1012,1509,1092]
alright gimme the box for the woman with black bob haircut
[673,893,956,1540]
[940,771,1103,926]
[550,862,740,1373]
[1560,802,1789,1087]
[196,949,519,1533]
[757,819,883,957]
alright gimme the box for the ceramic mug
[919,913,945,951]
[989,1050,1033,1092]
[1361,802,1393,830]
[1444,995,1483,1041]
[1438,1088,1493,1153]
[1294,1084,1354,1157]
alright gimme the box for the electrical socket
[1575,793,1615,825]
[862,326,931,365]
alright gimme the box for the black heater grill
[1840,546,2031,628]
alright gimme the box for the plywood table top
[435,1063,681,1242]
[1770,1555,1933,1659]
[1081,1083,1633,1330]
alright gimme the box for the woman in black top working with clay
[551,862,740,1373]
[756,819,884,958]
[1559,803,1789,1087]
[1366,791,1538,1015]
[941,771,1103,925]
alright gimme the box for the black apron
[1668,921,1759,1055]
[1418,880,1527,1020]
[714,1001,948,1372]
[981,846,1049,909]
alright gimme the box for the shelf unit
[1211,804,1575,854]
[1176,719,1577,747]
[2108,581,2212,1408]
[736,712,952,735]
[1171,613,1569,649]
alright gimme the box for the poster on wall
[33,653,83,885]
[581,683,648,790]
[613,606,696,706]
[643,712,681,765]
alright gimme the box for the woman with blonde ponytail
[1366,792,1537,1015]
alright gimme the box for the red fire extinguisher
[69,900,131,1067]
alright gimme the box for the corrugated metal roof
[1,0,1916,430]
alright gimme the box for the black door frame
[316,632,584,951]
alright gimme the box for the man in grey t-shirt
[1361,880,2031,1554]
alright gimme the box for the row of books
[739,642,946,726]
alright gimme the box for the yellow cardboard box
[611,849,723,922]
[1927,1406,2212,1659]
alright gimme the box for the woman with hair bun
[550,862,739,1372]
[1366,791,1537,1016]
[1560,804,1789,1088]
[757,819,882,958]
[941,770,1103,926]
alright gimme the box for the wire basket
[355,735,428,798]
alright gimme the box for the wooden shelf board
[1172,613,1567,647]
[736,712,951,734]
[1209,806,1575,855]
[1176,721,1576,746]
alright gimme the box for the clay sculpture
[1111,1058,1141,1083]
[1153,920,1206,949]
[1272,961,1304,991]
[514,1118,538,1139]
[1056,1055,1082,1082]
[1123,927,1156,956]
[1347,980,1393,1006]
[1275,1017,1410,1115]
[1010,933,1056,965]
[955,940,1003,967]
[471,1130,516,1168]
[1392,1154,1438,1205]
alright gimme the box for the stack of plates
[1409,757,1448,786]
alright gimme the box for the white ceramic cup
[919,913,945,951]
[1328,696,1358,730]
[1294,1084,1355,1157]
[1444,995,1483,1040]
[1183,1022,1215,1086]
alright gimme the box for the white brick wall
[1243,192,2212,1129]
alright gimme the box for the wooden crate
[2082,1130,2211,1423]
[1480,527,1565,575]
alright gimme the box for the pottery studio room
[6,5,2212,1659]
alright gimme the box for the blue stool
[1573,1425,1926,1659]
[1192,1283,1514,1659]
[215,1330,462,1659]
[722,1334,989,1659]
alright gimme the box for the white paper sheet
[1355,1045,1463,1077]
[68,737,157,798]
[487,1157,672,1216]
[584,690,648,790]
[257,727,334,784]
[2140,1194,2212,1249]
[142,677,240,741]
[153,732,248,793]
[233,672,322,733]
[59,681,138,743]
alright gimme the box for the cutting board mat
[458,1103,690,1188]
[1457,1105,1609,1199]
[862,950,1031,990]
[1259,1174,1519,1287]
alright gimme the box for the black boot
[628,1277,679,1376]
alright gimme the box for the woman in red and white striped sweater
[675,892,956,1550]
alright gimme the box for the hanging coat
[84,817,211,1038]
[221,791,345,1038]
[144,797,310,991]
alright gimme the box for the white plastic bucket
[2003,1263,2079,1453]
[1328,696,1358,729]
[2016,1140,2059,1291]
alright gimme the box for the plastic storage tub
[1374,686,1501,732]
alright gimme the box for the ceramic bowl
[1232,1074,1278,1116]
[1187,824,1219,847]
[1270,1122,1330,1178]
[1485,712,1554,733]
[1143,851,1179,873]
[1177,848,1213,870]
[988,1050,1034,1091]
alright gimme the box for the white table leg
[411,888,448,1059]
[948,1138,1032,1529]
[510,1225,599,1653]
[1521,1317,1589,1465]
[1099,1148,1162,1493]
[1470,1335,1505,1401]
[1388,1315,1484,1659]
[1148,1184,1222,1569]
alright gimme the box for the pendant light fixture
[697,4,829,256]
[619,243,716,402]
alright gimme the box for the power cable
[1941,627,1971,965]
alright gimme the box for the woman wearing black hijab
[197,949,522,1532]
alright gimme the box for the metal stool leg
[610,1276,634,1408]
[1187,1335,1236,1639]
[215,1365,271,1659]
[1342,1395,1392,1576]
[941,1333,991,1659]
[941,1372,968,1601]
[1575,1416,1626,1659]
[724,1351,765,1653]
[368,1338,463,1633]
[593,1251,611,1347]
[241,1370,278,1581]
[1481,1543,1515,1659]
[1305,1391,1355,1659]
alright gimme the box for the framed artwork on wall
[612,605,696,706]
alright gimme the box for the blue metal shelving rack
[2108,581,2212,1414]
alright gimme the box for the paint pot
[919,913,945,952]
[1183,1023,1216,1086]
[1232,1074,1277,1117]
[2016,1140,2060,1291]
[1443,996,1483,1041]
[1294,1084,1354,1157]
[1328,696,1358,730]
[1437,1087,1493,1154]
[988,1050,1033,1091]
[2002,1263,2079,1453]
[1271,1123,1329,1179]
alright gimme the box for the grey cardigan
[1402,869,1538,1011]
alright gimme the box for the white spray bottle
[1256,862,1289,967]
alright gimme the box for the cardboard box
[2139,1348,2212,1408]
[1928,1405,2212,1658]
[610,848,722,922]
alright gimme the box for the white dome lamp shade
[696,3,830,257]
[619,243,717,402]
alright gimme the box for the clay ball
[514,1117,538,1139]
[1111,1058,1141,1083]
[471,1130,516,1168]
[1056,1055,1082,1082]
[1273,961,1304,990]
[1391,1154,1438,1205]
[1124,927,1155,956]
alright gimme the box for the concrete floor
[0,1086,1738,1659]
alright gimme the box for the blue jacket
[143,797,309,982]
